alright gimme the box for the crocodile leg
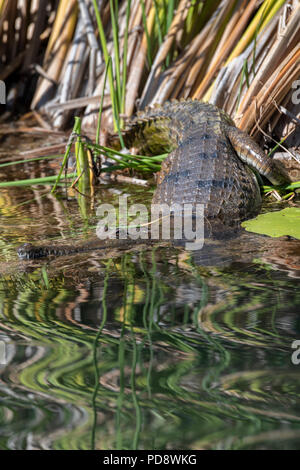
[225,125,291,185]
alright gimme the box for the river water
[0,131,299,450]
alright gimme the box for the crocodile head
[17,243,36,260]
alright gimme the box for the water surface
[0,133,299,450]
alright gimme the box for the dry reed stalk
[46,95,104,111]
[237,2,300,122]
[0,0,7,14]
[6,0,18,62]
[203,0,288,104]
[125,0,155,116]
[205,0,299,146]
[123,0,142,74]
[227,0,286,63]
[271,94,300,148]
[145,21,208,104]
[51,17,91,128]
[240,45,300,136]
[20,143,67,156]
[192,0,258,99]
[0,51,25,80]
[0,0,12,61]
[22,0,48,70]
[1,0,298,143]
[82,0,128,130]
[210,15,278,115]
[32,110,54,129]
[146,0,227,104]
[18,0,31,54]
[31,0,78,109]
[109,173,149,186]
[181,0,237,99]
[78,0,102,95]
[139,0,191,108]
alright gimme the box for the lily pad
[242,207,300,239]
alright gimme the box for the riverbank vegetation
[0,0,299,197]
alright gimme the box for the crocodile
[17,100,291,260]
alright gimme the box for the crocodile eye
[17,243,33,259]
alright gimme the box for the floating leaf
[242,207,300,239]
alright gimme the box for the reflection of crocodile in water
[18,100,292,260]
